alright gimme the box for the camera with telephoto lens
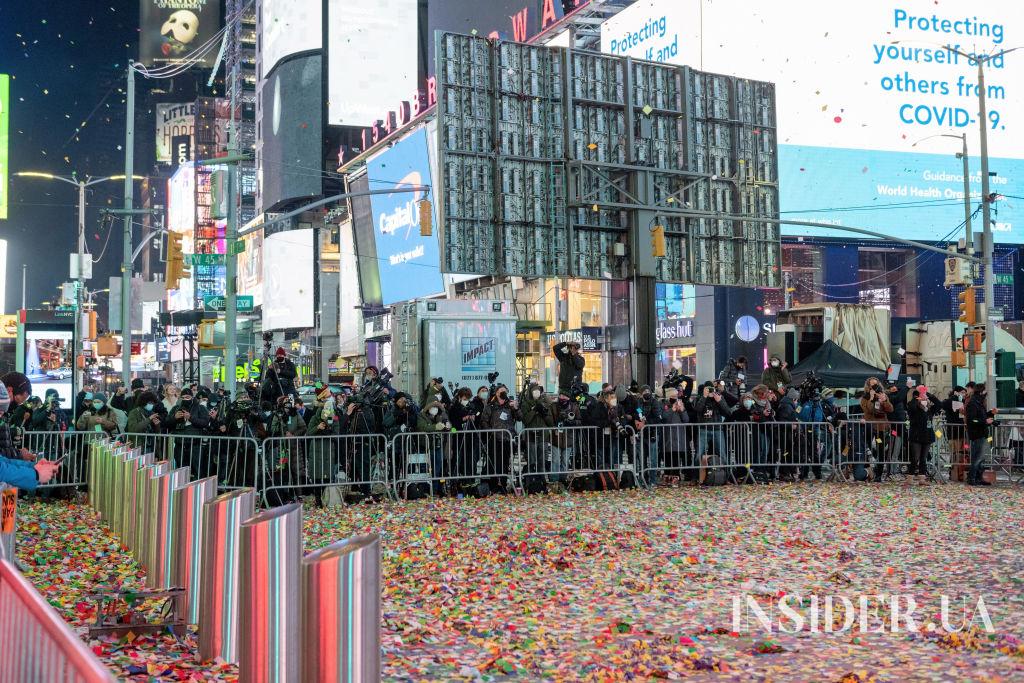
[799,372,824,404]
[663,367,685,392]
[354,367,394,407]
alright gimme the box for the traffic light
[957,286,977,325]
[165,233,192,290]
[651,224,666,258]
[418,198,432,236]
[951,349,967,367]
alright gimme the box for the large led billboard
[24,329,73,405]
[0,74,8,220]
[155,103,194,163]
[326,0,417,126]
[167,164,196,312]
[602,0,1023,243]
[258,54,322,211]
[262,228,314,330]
[139,0,222,68]
[260,0,321,78]
[366,127,441,304]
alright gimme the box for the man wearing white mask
[761,355,791,394]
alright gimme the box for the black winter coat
[907,394,942,444]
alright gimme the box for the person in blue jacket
[0,376,61,491]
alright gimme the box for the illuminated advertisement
[0,74,8,220]
[139,0,222,68]
[326,0,417,126]
[24,329,74,405]
[261,0,321,77]
[366,127,441,303]
[601,0,1023,242]
[262,228,314,330]
[237,222,264,307]
[167,164,196,312]
[155,103,194,163]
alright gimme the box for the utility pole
[76,180,86,395]
[957,133,973,254]
[223,60,240,398]
[120,64,136,388]
[976,58,997,403]
[20,264,25,310]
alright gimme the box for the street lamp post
[942,44,1021,403]
[15,171,144,397]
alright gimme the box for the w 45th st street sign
[203,295,253,312]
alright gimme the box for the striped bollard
[147,467,190,589]
[111,447,139,538]
[173,476,217,624]
[122,452,154,555]
[238,503,303,683]
[135,462,169,569]
[198,488,256,664]
[302,535,382,683]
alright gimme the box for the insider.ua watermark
[731,594,995,634]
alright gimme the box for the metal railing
[517,425,642,490]
[120,433,263,492]
[22,431,106,491]
[391,428,516,498]
[0,559,116,682]
[260,434,389,506]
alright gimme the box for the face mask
[429,407,438,416]
[92,401,103,411]
[742,399,754,409]
[85,392,94,400]
[460,399,470,407]
[609,399,618,408]
[263,411,272,418]
[145,403,155,412]
[236,419,244,429]
[324,397,335,406]
[199,399,208,407]
[771,360,780,368]
[531,389,541,399]
[478,392,487,399]
[642,391,651,400]
[497,393,507,402]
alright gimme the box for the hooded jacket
[761,359,791,392]
[520,384,555,430]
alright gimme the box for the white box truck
[390,299,518,400]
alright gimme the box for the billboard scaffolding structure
[435,32,780,383]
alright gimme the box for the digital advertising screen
[262,228,314,330]
[23,328,74,405]
[366,127,441,304]
[326,0,418,126]
[601,0,1023,243]
[155,103,194,163]
[259,54,323,211]
[139,0,222,68]
[260,0,322,78]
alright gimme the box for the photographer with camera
[302,387,341,506]
[76,392,120,437]
[479,385,520,493]
[448,387,482,486]
[415,399,450,495]
[30,389,68,433]
[162,386,211,478]
[261,347,299,402]
[340,395,379,499]
[553,341,585,394]
[584,388,632,489]
[718,356,748,400]
[548,387,583,489]
[692,381,733,486]
[420,378,451,412]
[520,382,554,494]
[659,386,690,483]
[795,377,833,481]
[907,385,942,485]
[856,377,893,481]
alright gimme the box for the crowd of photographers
[1,339,1003,499]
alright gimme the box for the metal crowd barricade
[518,425,642,489]
[988,419,1024,484]
[834,420,910,482]
[637,422,736,484]
[0,559,116,682]
[122,433,262,493]
[260,434,389,507]
[23,430,102,492]
[391,428,516,498]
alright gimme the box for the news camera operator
[30,389,69,433]
[262,347,299,401]
[660,385,690,483]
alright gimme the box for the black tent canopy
[788,340,887,389]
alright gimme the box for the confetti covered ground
[15,482,1024,682]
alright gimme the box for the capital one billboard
[602,0,1023,243]
[367,127,442,304]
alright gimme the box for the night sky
[1,1,150,316]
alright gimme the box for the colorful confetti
[14,483,1024,680]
